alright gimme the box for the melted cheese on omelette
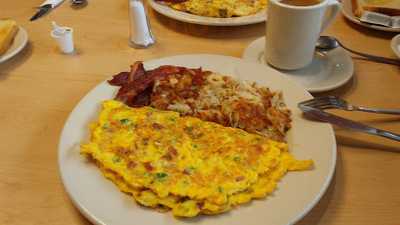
[81,100,313,217]
[163,0,268,18]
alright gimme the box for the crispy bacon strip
[108,72,130,86]
[115,65,184,104]
[108,61,206,107]
[108,61,145,86]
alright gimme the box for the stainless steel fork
[300,96,400,115]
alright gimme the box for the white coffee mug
[265,0,341,70]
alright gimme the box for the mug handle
[320,0,341,32]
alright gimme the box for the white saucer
[242,37,354,93]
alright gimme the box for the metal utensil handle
[356,106,400,115]
[30,4,52,21]
[303,107,400,142]
[340,44,400,66]
[376,129,400,141]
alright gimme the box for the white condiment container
[50,21,75,54]
[128,0,155,48]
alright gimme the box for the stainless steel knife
[30,0,65,21]
[298,104,400,142]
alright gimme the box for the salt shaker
[128,0,155,48]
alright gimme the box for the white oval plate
[242,37,354,93]
[148,0,266,26]
[341,0,400,33]
[391,34,400,58]
[58,54,336,225]
[0,26,28,63]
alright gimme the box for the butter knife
[30,0,65,21]
[298,104,400,142]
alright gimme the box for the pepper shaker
[128,0,155,48]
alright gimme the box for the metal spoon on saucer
[316,36,400,66]
[71,0,87,8]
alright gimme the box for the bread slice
[0,19,18,55]
[352,0,400,17]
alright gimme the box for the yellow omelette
[81,100,313,217]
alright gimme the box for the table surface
[1,0,400,225]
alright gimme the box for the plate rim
[58,54,337,225]
[242,37,354,92]
[341,0,400,33]
[390,34,400,58]
[0,26,28,63]
[148,0,266,26]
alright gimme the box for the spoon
[71,0,87,7]
[316,36,400,66]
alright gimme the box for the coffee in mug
[280,0,321,6]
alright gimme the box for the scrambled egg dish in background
[159,0,268,18]
[81,100,313,217]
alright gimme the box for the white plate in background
[341,0,400,33]
[0,26,28,63]
[58,54,336,225]
[148,0,266,26]
[391,34,400,58]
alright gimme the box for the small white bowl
[391,34,400,58]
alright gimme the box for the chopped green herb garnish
[120,118,131,125]
[233,156,241,162]
[184,126,194,133]
[171,138,177,145]
[184,166,196,174]
[188,165,196,170]
[112,156,121,163]
[155,172,168,180]
[218,186,224,193]
[143,172,151,177]
[191,143,198,149]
